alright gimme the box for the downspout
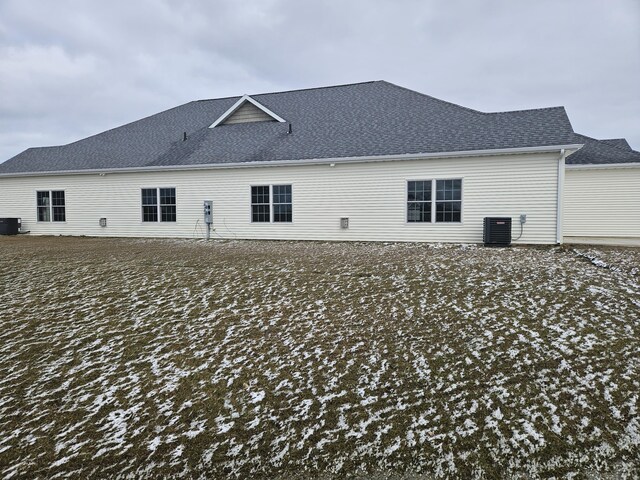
[556,149,567,244]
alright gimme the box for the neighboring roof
[0,80,616,175]
[565,134,640,165]
[599,138,632,151]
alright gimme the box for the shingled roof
[600,138,632,151]
[566,134,640,165]
[0,81,635,175]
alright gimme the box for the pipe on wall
[556,148,567,244]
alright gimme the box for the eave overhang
[0,144,584,178]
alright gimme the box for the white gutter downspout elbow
[556,148,567,244]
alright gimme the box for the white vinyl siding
[563,166,640,245]
[0,152,559,243]
[223,102,276,125]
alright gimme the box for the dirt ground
[0,236,638,479]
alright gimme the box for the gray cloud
[1,0,638,162]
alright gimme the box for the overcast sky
[1,0,638,162]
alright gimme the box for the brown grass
[0,236,638,479]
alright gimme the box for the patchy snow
[183,419,207,439]
[148,436,162,452]
[248,390,265,404]
[0,237,638,478]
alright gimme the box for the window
[273,185,292,223]
[160,188,176,222]
[436,179,462,222]
[142,188,158,222]
[407,179,461,223]
[251,184,292,223]
[407,181,432,222]
[142,188,176,222]
[37,190,65,222]
[37,191,50,222]
[251,186,270,222]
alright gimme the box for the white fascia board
[208,94,286,128]
[0,144,584,178]
[566,162,640,170]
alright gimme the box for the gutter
[556,149,567,244]
[0,144,584,178]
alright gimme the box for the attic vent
[209,95,286,128]
[223,102,276,125]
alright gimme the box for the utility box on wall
[203,200,213,225]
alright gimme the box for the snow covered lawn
[0,237,638,478]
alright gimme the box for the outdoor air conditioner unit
[0,218,21,235]
[483,217,512,247]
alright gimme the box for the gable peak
[208,94,285,128]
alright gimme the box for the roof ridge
[194,80,380,103]
[486,105,566,115]
[378,81,568,118]
[378,81,484,114]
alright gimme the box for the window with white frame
[407,181,432,222]
[407,179,461,223]
[272,185,292,222]
[435,179,462,222]
[37,190,65,222]
[142,187,176,222]
[251,185,292,223]
[251,186,270,222]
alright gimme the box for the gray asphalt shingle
[566,134,640,165]
[0,81,636,174]
[600,138,632,151]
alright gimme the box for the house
[0,81,638,245]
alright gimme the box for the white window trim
[141,187,177,223]
[249,184,293,224]
[405,178,464,225]
[36,189,66,223]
